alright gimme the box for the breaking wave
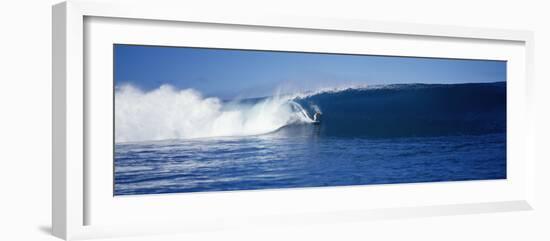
[115,82,506,142]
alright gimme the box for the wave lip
[115,85,313,143]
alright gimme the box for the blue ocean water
[114,82,506,195]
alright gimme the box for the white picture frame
[52,0,535,240]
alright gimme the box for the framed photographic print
[113,45,507,195]
[52,0,535,240]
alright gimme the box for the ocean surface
[114,82,506,195]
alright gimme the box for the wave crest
[115,85,312,142]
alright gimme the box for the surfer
[313,111,322,124]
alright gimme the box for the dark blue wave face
[292,82,506,138]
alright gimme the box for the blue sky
[114,44,506,99]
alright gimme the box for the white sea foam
[115,85,314,143]
[288,84,370,100]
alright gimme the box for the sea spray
[115,84,312,142]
